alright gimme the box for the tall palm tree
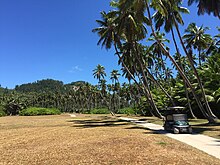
[92,11,120,49]
[183,23,212,66]
[110,70,121,114]
[92,64,106,83]
[110,69,120,85]
[148,0,217,122]
[188,0,220,19]
[152,1,198,118]
[93,4,164,118]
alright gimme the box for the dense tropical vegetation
[0,0,219,123]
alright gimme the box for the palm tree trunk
[134,42,163,119]
[174,21,217,121]
[114,43,158,117]
[198,49,202,67]
[146,68,175,106]
[170,27,196,119]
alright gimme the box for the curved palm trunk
[134,42,163,119]
[198,49,202,66]
[146,68,175,106]
[174,21,217,121]
[114,44,159,117]
[171,27,196,119]
[136,72,159,117]
[145,2,216,123]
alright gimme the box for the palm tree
[148,0,217,122]
[183,23,212,66]
[93,5,164,118]
[92,11,120,49]
[152,1,198,118]
[92,64,106,83]
[188,0,220,19]
[206,27,220,55]
[110,70,121,114]
[110,70,120,85]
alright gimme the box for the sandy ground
[0,114,220,165]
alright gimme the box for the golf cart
[163,106,192,134]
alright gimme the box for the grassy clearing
[0,114,220,165]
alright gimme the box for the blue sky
[0,0,219,89]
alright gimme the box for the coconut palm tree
[183,23,212,66]
[93,64,106,83]
[110,70,120,85]
[147,0,217,122]
[110,70,121,114]
[92,11,120,49]
[188,0,220,18]
[151,1,198,118]
[93,5,164,118]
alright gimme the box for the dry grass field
[0,114,220,165]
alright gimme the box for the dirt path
[120,117,220,159]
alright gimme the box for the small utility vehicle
[163,106,192,134]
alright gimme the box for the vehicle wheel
[188,127,193,134]
[174,128,179,134]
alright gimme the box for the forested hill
[14,79,87,93]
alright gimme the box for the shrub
[19,107,61,116]
[117,107,136,115]
[90,108,109,114]
[0,109,6,117]
[0,105,6,117]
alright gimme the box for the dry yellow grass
[0,114,220,165]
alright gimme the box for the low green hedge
[117,107,136,115]
[0,109,6,117]
[0,105,6,117]
[90,108,109,114]
[19,107,61,116]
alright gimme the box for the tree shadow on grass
[67,116,129,128]
[125,122,220,139]
[125,125,168,135]
[191,122,220,138]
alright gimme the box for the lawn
[0,114,220,165]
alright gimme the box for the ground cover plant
[19,107,61,116]
[0,114,220,165]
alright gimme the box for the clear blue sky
[0,0,219,89]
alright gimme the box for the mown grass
[0,114,220,165]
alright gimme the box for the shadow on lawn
[68,116,129,128]
[125,125,168,135]
[191,123,220,138]
[126,120,220,138]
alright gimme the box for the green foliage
[67,81,87,87]
[0,106,6,117]
[117,107,136,115]
[19,107,61,116]
[156,141,167,146]
[90,108,109,114]
[15,79,64,93]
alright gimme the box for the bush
[19,107,61,116]
[0,109,6,117]
[0,106,6,117]
[90,108,109,114]
[117,107,136,115]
